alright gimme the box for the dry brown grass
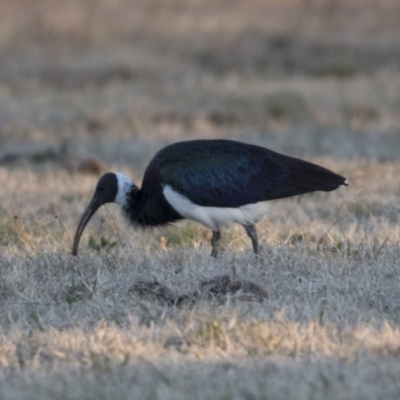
[1,149,400,399]
[1,0,400,398]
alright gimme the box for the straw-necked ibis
[72,139,347,257]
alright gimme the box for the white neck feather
[115,172,134,208]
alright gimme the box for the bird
[72,139,348,257]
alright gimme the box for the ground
[1,0,400,398]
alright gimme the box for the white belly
[163,185,276,231]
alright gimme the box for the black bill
[72,197,102,256]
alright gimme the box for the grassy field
[1,0,400,398]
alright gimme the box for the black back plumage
[141,139,347,208]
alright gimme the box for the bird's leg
[242,223,259,255]
[211,230,221,258]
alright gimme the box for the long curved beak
[72,196,102,256]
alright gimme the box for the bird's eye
[98,187,104,192]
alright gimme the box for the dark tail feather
[265,156,348,200]
[288,157,348,192]
[291,164,347,191]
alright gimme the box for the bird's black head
[72,172,119,256]
[93,172,119,205]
